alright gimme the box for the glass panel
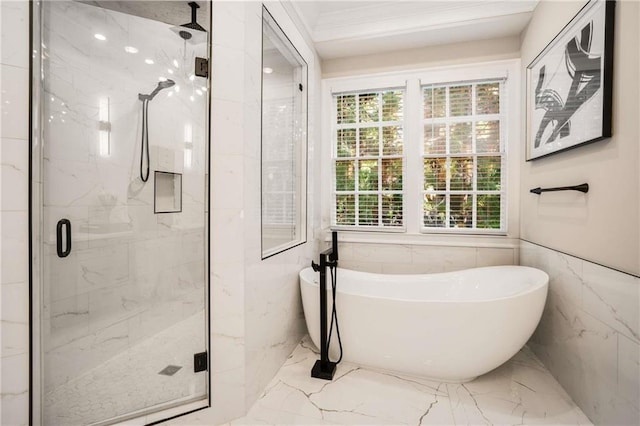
[335,195,355,225]
[449,85,472,116]
[358,194,379,226]
[423,87,446,119]
[359,93,379,122]
[358,127,379,156]
[381,159,402,190]
[40,1,209,424]
[423,193,446,227]
[261,7,307,257]
[476,83,500,115]
[382,194,403,226]
[424,123,446,154]
[476,120,501,153]
[335,160,355,191]
[450,194,473,227]
[477,156,502,191]
[382,91,403,121]
[358,160,379,191]
[423,157,447,191]
[337,94,356,124]
[382,126,403,155]
[450,122,472,154]
[477,194,502,229]
[337,128,356,157]
[450,157,473,191]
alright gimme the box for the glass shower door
[37,1,209,424]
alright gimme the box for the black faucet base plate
[311,359,337,380]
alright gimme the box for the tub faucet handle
[311,261,320,272]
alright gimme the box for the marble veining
[172,335,591,426]
[521,241,640,425]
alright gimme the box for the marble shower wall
[520,240,639,425]
[40,1,208,393]
[208,2,319,422]
[0,1,30,425]
[337,242,517,274]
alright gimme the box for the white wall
[520,0,640,276]
[0,1,30,424]
[519,1,640,424]
[322,36,520,78]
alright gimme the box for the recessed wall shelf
[154,171,182,213]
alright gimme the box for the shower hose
[327,265,343,364]
[140,98,150,182]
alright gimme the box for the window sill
[323,229,519,249]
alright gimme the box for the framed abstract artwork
[526,0,615,161]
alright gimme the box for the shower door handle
[56,219,72,258]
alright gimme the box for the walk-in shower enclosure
[30,1,211,424]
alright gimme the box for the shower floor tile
[44,311,207,425]
[178,335,592,425]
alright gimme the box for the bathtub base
[425,376,477,384]
[311,359,337,380]
[360,361,478,384]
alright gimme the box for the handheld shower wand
[138,80,175,182]
[138,79,176,102]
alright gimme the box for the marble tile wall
[208,2,248,422]
[243,1,321,412]
[214,0,318,418]
[204,3,321,423]
[520,240,640,425]
[337,242,517,274]
[1,1,30,425]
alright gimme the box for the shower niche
[31,1,211,425]
[155,171,183,213]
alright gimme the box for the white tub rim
[299,265,549,304]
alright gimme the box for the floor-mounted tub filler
[300,265,549,383]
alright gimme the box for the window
[261,6,308,257]
[422,81,505,231]
[329,64,514,235]
[333,90,404,228]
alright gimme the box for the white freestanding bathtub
[300,265,548,383]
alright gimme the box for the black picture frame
[526,0,615,161]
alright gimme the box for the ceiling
[80,1,210,31]
[290,1,538,59]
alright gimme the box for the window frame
[420,79,507,234]
[260,5,309,259]
[322,60,521,240]
[332,89,407,231]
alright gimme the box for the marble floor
[44,311,207,425]
[177,335,591,426]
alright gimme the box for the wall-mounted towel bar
[530,183,589,195]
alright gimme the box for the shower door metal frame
[28,1,212,424]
